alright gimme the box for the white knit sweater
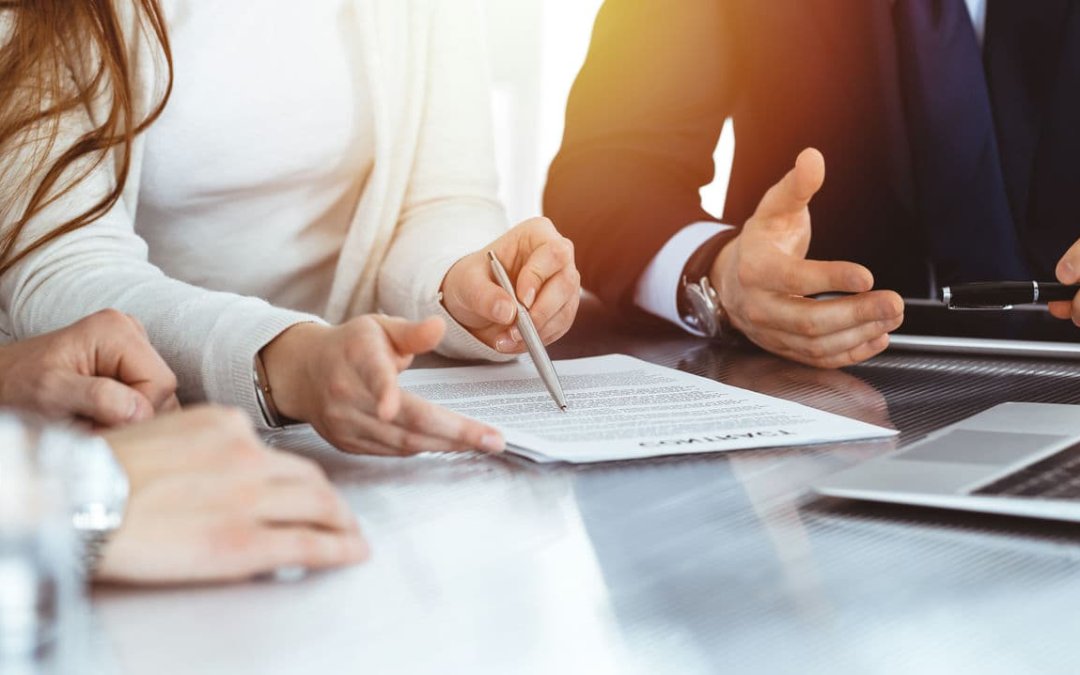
[0,0,512,429]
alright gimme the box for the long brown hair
[0,0,172,275]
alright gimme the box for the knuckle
[318,491,345,523]
[161,369,179,395]
[820,356,847,370]
[292,532,324,563]
[84,309,134,338]
[341,439,377,456]
[742,302,766,325]
[123,313,146,331]
[215,407,255,435]
[530,307,552,327]
[326,375,354,401]
[845,347,868,366]
[86,378,117,408]
[323,405,355,433]
[229,443,267,469]
[230,482,264,510]
[556,237,574,262]
[793,314,821,336]
[735,260,757,288]
[37,368,64,397]
[87,307,127,327]
[569,268,582,287]
[400,433,430,455]
[343,336,374,367]
[210,413,261,456]
[288,453,327,481]
[530,216,556,234]
[781,267,802,293]
[353,315,378,333]
[341,318,374,348]
[209,521,258,558]
[801,341,829,360]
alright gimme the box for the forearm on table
[3,251,321,424]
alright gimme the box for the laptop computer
[889,299,1080,359]
[813,402,1080,522]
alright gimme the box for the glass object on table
[0,412,86,674]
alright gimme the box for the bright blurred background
[482,0,735,226]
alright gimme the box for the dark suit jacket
[544,0,1080,308]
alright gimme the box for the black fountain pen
[942,281,1080,309]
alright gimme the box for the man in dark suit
[545,0,1080,368]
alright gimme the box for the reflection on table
[92,300,1080,675]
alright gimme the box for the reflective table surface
[92,303,1080,675]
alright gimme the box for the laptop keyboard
[974,442,1080,500]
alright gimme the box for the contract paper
[399,354,897,464]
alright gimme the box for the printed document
[399,354,896,463]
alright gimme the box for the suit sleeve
[543,0,738,308]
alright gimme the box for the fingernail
[494,300,514,324]
[1060,261,1076,283]
[127,396,144,422]
[510,327,522,343]
[522,289,536,308]
[480,433,505,453]
[495,336,515,352]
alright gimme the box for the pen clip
[945,303,1016,311]
[487,251,517,298]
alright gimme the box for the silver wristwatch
[40,430,130,576]
[677,230,737,340]
[681,275,731,339]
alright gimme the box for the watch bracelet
[80,529,112,579]
[677,229,738,318]
[253,350,299,428]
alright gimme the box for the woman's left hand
[440,217,581,353]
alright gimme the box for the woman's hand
[99,407,368,585]
[260,315,506,456]
[0,310,179,427]
[440,217,581,353]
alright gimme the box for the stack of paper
[399,354,896,464]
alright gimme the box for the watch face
[72,503,123,533]
[59,437,129,534]
[685,284,720,337]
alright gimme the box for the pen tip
[560,405,568,412]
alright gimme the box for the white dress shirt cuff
[633,221,733,335]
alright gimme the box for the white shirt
[139,0,374,316]
[636,0,987,332]
[0,0,511,429]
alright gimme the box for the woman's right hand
[260,315,506,456]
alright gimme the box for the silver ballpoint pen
[487,251,569,412]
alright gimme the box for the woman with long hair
[0,1,582,456]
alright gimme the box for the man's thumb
[752,148,826,221]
